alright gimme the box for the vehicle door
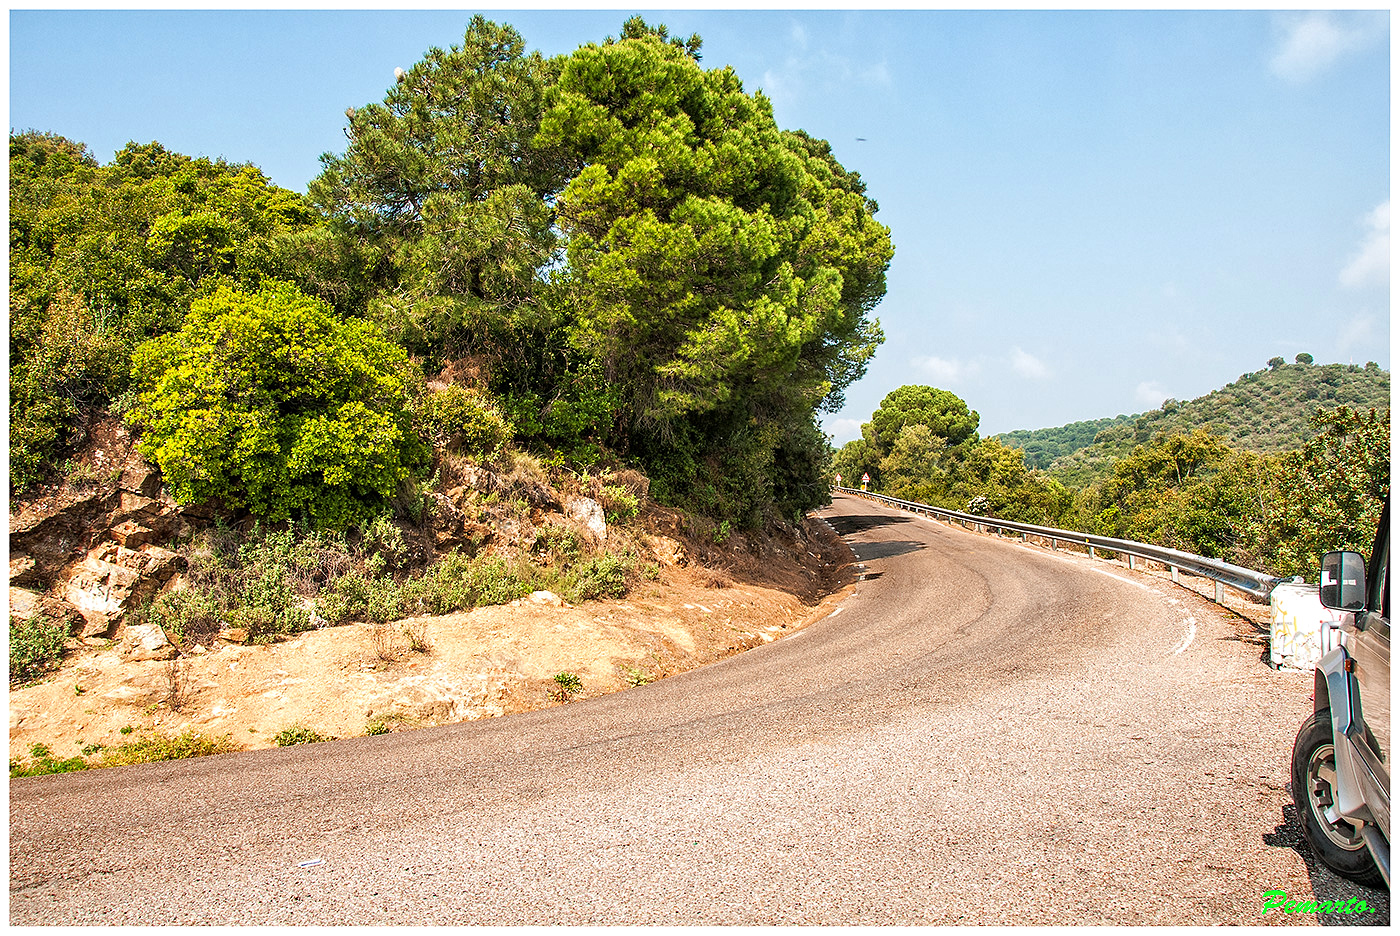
[1349,508,1390,836]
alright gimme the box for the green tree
[1088,429,1234,550]
[867,386,980,454]
[309,16,893,522]
[832,434,883,489]
[942,438,1072,524]
[1261,406,1389,578]
[309,17,632,455]
[879,424,948,502]
[124,283,427,529]
[834,386,979,495]
[310,16,567,369]
[540,21,891,438]
[9,132,322,489]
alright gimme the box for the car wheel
[1291,711,1385,887]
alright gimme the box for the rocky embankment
[9,421,855,759]
[11,459,193,662]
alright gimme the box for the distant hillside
[1009,360,1389,489]
[996,415,1136,470]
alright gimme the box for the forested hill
[995,415,1136,470]
[1034,359,1389,488]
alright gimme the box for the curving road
[9,494,1388,924]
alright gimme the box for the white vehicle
[1291,499,1390,887]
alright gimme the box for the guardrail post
[1021,532,1027,542]
[1214,581,1225,604]
[1088,546,1095,560]
[1051,538,1057,550]
[1170,566,1179,584]
[1127,555,1136,571]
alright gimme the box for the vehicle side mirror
[1320,551,1367,611]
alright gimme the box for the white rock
[121,622,175,661]
[567,497,608,541]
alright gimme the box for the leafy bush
[397,552,531,615]
[272,725,334,746]
[10,743,89,777]
[531,526,582,566]
[1257,406,1389,578]
[99,730,239,767]
[600,485,639,525]
[563,554,632,602]
[402,620,432,654]
[316,570,392,625]
[622,666,653,687]
[1073,408,1388,580]
[359,514,409,570]
[11,731,242,776]
[9,134,325,491]
[10,615,68,686]
[141,522,404,644]
[131,588,220,646]
[415,385,513,459]
[124,282,428,530]
[551,671,583,702]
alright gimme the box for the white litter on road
[1171,617,1198,656]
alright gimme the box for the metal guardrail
[833,486,1284,603]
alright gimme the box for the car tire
[1291,711,1385,887]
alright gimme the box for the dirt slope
[10,505,855,760]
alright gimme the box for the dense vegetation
[832,385,1073,526]
[995,415,1134,470]
[9,132,321,489]
[10,16,892,531]
[11,16,1389,602]
[835,366,1390,581]
[125,282,428,529]
[1038,359,1389,489]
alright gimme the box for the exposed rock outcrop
[10,455,192,643]
[566,497,608,542]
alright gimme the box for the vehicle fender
[1315,647,1354,735]
[1314,647,1377,828]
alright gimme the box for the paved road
[10,494,1389,924]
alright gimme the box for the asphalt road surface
[10,494,1390,924]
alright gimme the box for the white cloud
[823,417,864,446]
[757,26,892,106]
[913,355,980,386]
[1134,381,1168,408]
[1340,200,1390,288]
[1270,12,1388,83]
[1009,347,1050,380]
[760,68,798,105]
[858,60,892,87]
[1334,313,1377,357]
[1146,325,1192,355]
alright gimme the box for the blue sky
[9,8,1390,442]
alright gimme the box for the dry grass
[698,565,734,589]
[163,657,188,712]
[403,619,432,654]
[369,622,401,662]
